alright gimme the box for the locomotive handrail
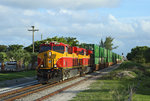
[36,59,43,70]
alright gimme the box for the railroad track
[0,80,38,94]
[0,64,119,101]
[0,76,80,101]
[0,83,42,101]
[35,64,120,101]
[35,75,93,101]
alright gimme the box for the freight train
[36,41,122,84]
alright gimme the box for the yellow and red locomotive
[37,42,93,83]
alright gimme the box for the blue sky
[0,0,150,56]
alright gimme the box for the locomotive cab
[38,42,68,69]
[37,42,68,83]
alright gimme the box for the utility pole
[28,26,39,53]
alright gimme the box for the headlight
[49,52,51,56]
[54,64,57,68]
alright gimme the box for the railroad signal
[28,26,39,53]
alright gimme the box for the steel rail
[0,83,42,98]
[35,76,92,101]
[3,76,79,101]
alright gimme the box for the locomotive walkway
[0,64,120,101]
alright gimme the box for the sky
[0,0,150,56]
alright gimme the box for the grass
[126,62,150,101]
[132,76,150,101]
[71,79,132,101]
[71,61,150,101]
[0,70,36,81]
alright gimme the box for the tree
[7,51,15,61]
[103,36,118,50]
[7,49,35,70]
[127,46,150,63]
[8,49,25,70]
[24,52,31,70]
[0,52,7,71]
[79,43,87,48]
[65,37,79,46]
[24,36,80,52]
[15,49,24,69]
[8,45,24,51]
[0,45,7,52]
[30,53,38,69]
[100,39,104,48]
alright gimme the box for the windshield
[40,46,51,53]
[53,46,64,53]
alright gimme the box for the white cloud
[59,9,72,15]
[107,15,135,33]
[140,20,150,33]
[108,14,117,21]
[0,3,150,55]
[47,10,56,16]
[23,10,38,16]
[0,0,120,9]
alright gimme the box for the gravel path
[15,64,119,101]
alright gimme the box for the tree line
[127,46,150,63]
[0,36,117,70]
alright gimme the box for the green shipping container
[112,52,116,63]
[81,44,99,58]
[110,51,112,62]
[94,45,100,58]
[99,47,104,64]
[94,57,100,64]
[99,47,103,57]
[80,44,100,65]
[104,48,107,63]
[104,48,107,58]
[107,50,109,62]
[108,50,112,62]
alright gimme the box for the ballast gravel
[44,65,119,101]
[15,77,87,101]
[15,64,119,101]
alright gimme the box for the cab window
[40,46,51,53]
[53,46,64,53]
